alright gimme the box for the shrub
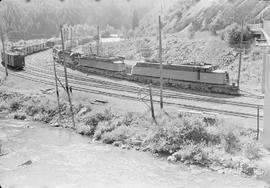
[0,103,8,112]
[9,100,21,111]
[243,140,262,160]
[101,126,130,144]
[173,143,211,166]
[146,116,221,154]
[226,24,254,47]
[223,129,240,154]
[25,104,40,116]
[122,112,135,126]
[13,112,27,120]
[93,118,121,140]
[84,109,115,136]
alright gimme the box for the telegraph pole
[53,58,61,120]
[159,16,164,109]
[97,26,100,56]
[60,25,76,128]
[70,27,73,49]
[0,28,8,79]
[149,84,155,120]
[237,20,244,87]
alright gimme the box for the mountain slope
[0,0,160,40]
[137,0,270,35]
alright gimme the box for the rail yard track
[0,68,263,120]
[26,64,263,109]
[0,50,264,120]
[25,52,263,109]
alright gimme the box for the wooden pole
[262,49,267,93]
[53,59,61,120]
[70,27,73,50]
[97,26,100,56]
[60,25,76,129]
[257,105,260,141]
[237,20,244,87]
[159,16,164,109]
[149,84,155,120]
[0,28,8,79]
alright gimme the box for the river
[0,119,268,188]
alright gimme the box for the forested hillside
[0,0,159,40]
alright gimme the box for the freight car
[11,36,92,58]
[1,51,25,69]
[12,40,48,55]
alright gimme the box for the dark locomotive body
[52,47,239,95]
[132,62,228,84]
[131,62,237,94]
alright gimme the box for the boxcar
[1,51,25,69]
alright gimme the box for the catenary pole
[60,25,76,128]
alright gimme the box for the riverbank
[0,89,269,183]
[1,119,269,188]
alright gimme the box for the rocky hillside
[100,0,270,93]
[137,0,270,36]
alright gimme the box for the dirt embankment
[0,90,269,181]
[101,34,237,66]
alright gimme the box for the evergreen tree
[132,10,139,30]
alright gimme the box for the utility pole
[257,105,260,141]
[70,27,73,50]
[0,28,8,79]
[53,58,61,120]
[237,20,244,88]
[159,16,164,109]
[149,84,155,120]
[97,26,100,56]
[60,25,76,129]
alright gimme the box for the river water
[0,119,268,188]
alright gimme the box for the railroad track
[25,62,263,110]
[27,49,265,101]
[0,68,264,120]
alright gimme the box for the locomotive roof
[81,55,125,63]
[135,62,217,72]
